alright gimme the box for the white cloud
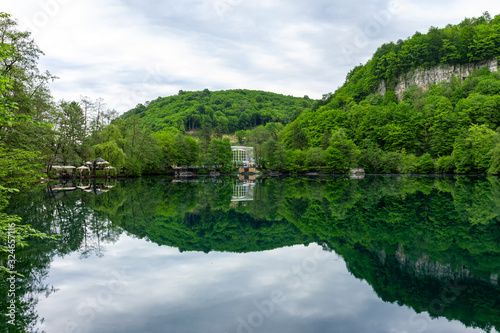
[4,0,500,113]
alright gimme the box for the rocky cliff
[392,244,498,286]
[377,58,499,101]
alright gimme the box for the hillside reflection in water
[1,176,499,333]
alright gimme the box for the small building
[231,146,254,166]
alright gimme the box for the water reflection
[1,176,499,332]
[231,181,255,202]
[47,179,118,196]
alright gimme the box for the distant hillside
[326,11,500,105]
[121,89,312,133]
[277,12,500,174]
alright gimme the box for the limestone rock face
[393,244,498,286]
[377,58,498,101]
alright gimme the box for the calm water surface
[1,176,499,333]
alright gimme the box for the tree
[235,129,248,145]
[247,125,274,163]
[305,147,325,168]
[152,129,181,167]
[92,141,126,170]
[0,13,55,120]
[204,138,232,170]
[0,21,51,273]
[79,95,93,135]
[487,142,500,174]
[452,124,499,173]
[429,96,460,156]
[0,13,55,159]
[328,128,360,168]
[198,125,212,152]
[90,97,105,145]
[285,149,306,172]
[416,153,435,173]
[262,139,285,170]
[120,116,161,175]
[436,155,455,173]
[175,134,199,166]
[359,139,383,173]
[48,100,86,167]
[323,146,349,173]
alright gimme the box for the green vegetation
[278,12,500,174]
[95,12,500,175]
[0,13,53,275]
[280,67,500,174]
[1,10,500,274]
[1,9,500,332]
[335,11,500,101]
[121,89,311,133]
[3,11,500,176]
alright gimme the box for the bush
[416,153,435,173]
[380,152,402,173]
[452,125,498,173]
[400,153,418,174]
[436,155,455,173]
[323,147,349,173]
[487,142,500,174]
[197,168,208,175]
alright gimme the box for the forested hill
[320,12,500,106]
[121,89,312,133]
[275,12,500,175]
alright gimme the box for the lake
[1,175,499,333]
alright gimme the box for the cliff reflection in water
[1,175,499,332]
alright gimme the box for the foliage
[452,124,499,173]
[416,153,435,173]
[330,12,500,103]
[278,18,500,174]
[92,140,126,170]
[49,100,87,167]
[327,128,360,168]
[0,12,54,277]
[0,12,55,158]
[488,142,500,174]
[121,89,311,133]
[204,137,232,169]
[436,155,456,173]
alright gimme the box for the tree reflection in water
[1,176,499,332]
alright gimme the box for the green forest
[2,12,500,182]
[122,89,311,132]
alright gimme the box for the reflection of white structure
[232,183,255,202]
[231,146,254,165]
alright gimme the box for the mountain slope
[121,89,312,133]
[277,12,500,174]
[328,12,500,105]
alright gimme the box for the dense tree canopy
[121,89,311,133]
[332,12,500,102]
[277,13,500,174]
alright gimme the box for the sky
[3,0,500,114]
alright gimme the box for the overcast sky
[4,0,500,113]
